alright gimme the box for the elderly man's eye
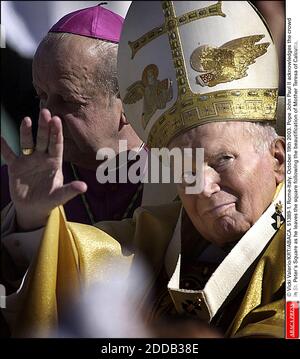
[63,97,87,106]
[221,155,233,161]
[62,96,75,104]
[213,154,234,170]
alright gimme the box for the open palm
[1,109,87,231]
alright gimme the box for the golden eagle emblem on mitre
[190,34,270,87]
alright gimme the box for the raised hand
[1,109,87,231]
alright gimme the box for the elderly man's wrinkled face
[170,122,285,246]
[32,35,121,170]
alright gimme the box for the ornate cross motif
[125,1,277,148]
[147,1,227,147]
[129,1,225,59]
[182,298,202,316]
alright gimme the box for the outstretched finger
[20,117,34,152]
[1,136,17,165]
[36,109,51,152]
[52,181,88,207]
[48,116,63,159]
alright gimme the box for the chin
[213,216,250,244]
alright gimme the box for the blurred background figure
[54,257,151,338]
[54,257,221,338]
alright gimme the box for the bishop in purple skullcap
[49,3,124,43]
[1,4,147,226]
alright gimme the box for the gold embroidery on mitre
[190,35,270,87]
[147,88,278,148]
[144,2,278,148]
[123,64,173,129]
[128,1,226,59]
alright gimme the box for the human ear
[115,99,129,130]
[270,137,285,184]
[120,110,129,126]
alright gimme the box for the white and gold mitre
[117,1,279,148]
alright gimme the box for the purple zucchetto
[49,4,124,43]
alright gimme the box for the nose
[201,165,221,198]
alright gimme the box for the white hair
[93,40,119,99]
[242,122,279,153]
[169,121,280,154]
